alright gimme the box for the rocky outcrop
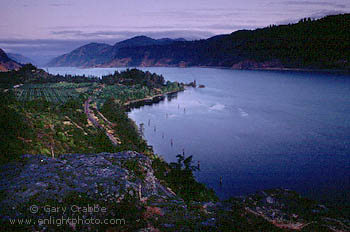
[233,189,350,231]
[0,152,348,231]
[0,152,181,231]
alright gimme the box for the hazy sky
[1,0,349,64]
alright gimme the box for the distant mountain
[47,36,187,67]
[111,36,184,48]
[48,14,350,70]
[47,43,111,67]
[7,53,36,65]
[0,49,21,71]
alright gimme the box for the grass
[122,159,145,180]
[0,92,116,163]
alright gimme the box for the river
[48,67,350,205]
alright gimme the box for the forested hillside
[48,14,350,70]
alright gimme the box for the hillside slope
[48,14,350,70]
[47,36,186,67]
[46,42,112,67]
[7,53,36,65]
[0,49,21,71]
[105,14,350,70]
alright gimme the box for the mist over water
[49,67,350,205]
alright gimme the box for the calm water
[48,67,350,204]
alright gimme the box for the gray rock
[0,152,180,227]
[266,196,274,204]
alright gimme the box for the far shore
[46,65,350,75]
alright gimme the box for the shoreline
[124,88,184,110]
[243,67,350,75]
[45,65,350,75]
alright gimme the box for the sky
[1,0,349,65]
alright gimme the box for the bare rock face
[0,152,182,231]
[1,152,177,202]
